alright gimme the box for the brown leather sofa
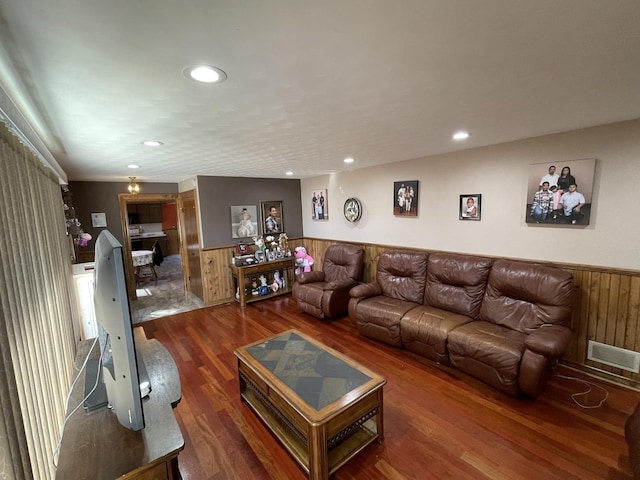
[293,243,364,319]
[349,250,574,397]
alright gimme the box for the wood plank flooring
[140,296,639,480]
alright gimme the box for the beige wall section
[301,118,640,270]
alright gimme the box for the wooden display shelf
[230,256,295,307]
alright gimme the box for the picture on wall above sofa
[459,194,481,221]
[311,190,328,220]
[394,180,419,216]
[231,205,259,238]
[526,158,595,226]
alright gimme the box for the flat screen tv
[91,230,148,431]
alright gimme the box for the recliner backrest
[376,250,428,303]
[424,253,493,320]
[323,244,365,283]
[480,259,573,333]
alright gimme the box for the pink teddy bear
[294,246,314,275]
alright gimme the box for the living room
[1,2,640,479]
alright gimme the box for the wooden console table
[230,257,295,306]
[56,327,184,480]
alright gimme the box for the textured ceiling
[1,0,640,183]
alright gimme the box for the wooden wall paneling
[628,276,640,354]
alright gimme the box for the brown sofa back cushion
[424,253,493,320]
[376,250,429,304]
[480,259,573,333]
[323,244,364,283]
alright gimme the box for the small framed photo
[311,189,328,220]
[91,212,107,228]
[394,181,419,216]
[266,251,276,261]
[231,205,259,238]
[235,242,248,255]
[460,194,481,220]
[260,201,284,234]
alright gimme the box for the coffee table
[234,329,386,480]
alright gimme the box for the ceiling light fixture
[452,131,471,141]
[142,140,163,147]
[127,176,140,194]
[183,65,227,84]
[343,157,355,164]
[128,164,139,169]
[285,171,294,176]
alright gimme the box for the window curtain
[0,121,77,479]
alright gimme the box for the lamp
[128,176,140,194]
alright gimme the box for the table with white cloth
[132,249,156,284]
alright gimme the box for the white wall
[301,118,640,270]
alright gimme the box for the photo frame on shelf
[230,205,259,238]
[260,201,284,234]
[311,189,328,220]
[525,158,595,227]
[393,180,419,216]
[459,194,481,221]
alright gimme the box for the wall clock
[343,197,362,223]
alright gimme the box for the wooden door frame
[176,189,203,302]
[118,193,180,301]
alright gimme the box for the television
[89,229,149,431]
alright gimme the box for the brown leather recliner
[292,244,364,319]
[627,402,640,480]
[447,259,574,397]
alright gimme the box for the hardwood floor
[141,296,638,480]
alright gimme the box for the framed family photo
[230,205,259,238]
[459,194,481,220]
[525,158,596,226]
[311,190,328,220]
[393,180,419,216]
[260,201,284,234]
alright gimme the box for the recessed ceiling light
[183,65,227,84]
[285,171,294,176]
[128,164,140,169]
[142,140,163,147]
[343,157,355,164]
[452,131,471,141]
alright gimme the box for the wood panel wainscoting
[196,238,640,390]
[141,298,639,480]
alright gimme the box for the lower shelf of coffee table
[241,388,379,475]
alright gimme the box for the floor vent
[587,341,640,373]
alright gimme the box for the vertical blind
[0,121,77,479]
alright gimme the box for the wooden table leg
[308,424,329,480]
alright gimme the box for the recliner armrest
[350,282,382,299]
[325,278,358,291]
[525,325,572,358]
[296,271,325,284]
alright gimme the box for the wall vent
[587,340,640,373]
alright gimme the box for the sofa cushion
[424,253,493,320]
[376,250,429,304]
[353,296,421,347]
[479,259,573,334]
[323,244,365,283]
[448,321,527,396]
[400,306,474,364]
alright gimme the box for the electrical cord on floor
[554,372,609,409]
[51,335,107,469]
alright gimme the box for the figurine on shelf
[273,270,284,289]
[251,278,259,296]
[278,233,289,256]
[258,274,269,296]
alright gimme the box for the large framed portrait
[459,194,481,220]
[230,205,258,238]
[525,158,596,226]
[311,189,328,220]
[260,201,284,234]
[393,180,419,216]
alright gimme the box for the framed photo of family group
[311,190,328,220]
[393,180,419,216]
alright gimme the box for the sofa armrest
[296,271,325,284]
[325,277,358,291]
[525,325,572,358]
[350,282,382,299]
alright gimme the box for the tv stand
[56,327,184,480]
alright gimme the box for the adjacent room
[1,2,639,479]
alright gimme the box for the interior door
[178,190,203,301]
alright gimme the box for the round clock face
[343,197,362,222]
